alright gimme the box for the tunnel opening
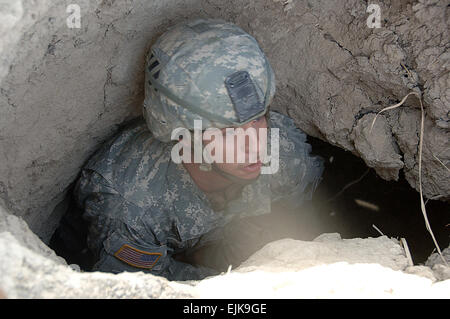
[306,136,449,265]
[48,130,449,273]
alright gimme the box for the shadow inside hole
[49,189,96,271]
[306,136,449,264]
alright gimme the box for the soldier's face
[203,116,268,180]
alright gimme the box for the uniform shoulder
[269,111,309,157]
[82,117,173,203]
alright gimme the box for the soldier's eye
[252,116,263,123]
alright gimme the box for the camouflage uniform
[73,19,324,281]
[74,112,324,280]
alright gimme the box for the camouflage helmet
[143,18,276,142]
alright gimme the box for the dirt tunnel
[0,0,449,298]
[49,136,450,272]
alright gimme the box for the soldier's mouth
[240,161,262,173]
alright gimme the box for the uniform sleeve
[93,226,219,281]
[74,169,219,281]
[269,112,325,209]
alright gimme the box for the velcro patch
[114,244,162,269]
[225,70,264,123]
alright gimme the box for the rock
[0,206,197,298]
[195,236,450,298]
[404,266,437,282]
[313,232,342,242]
[236,235,409,272]
[351,114,403,181]
[68,264,81,272]
[0,205,65,265]
[425,246,450,281]
[430,265,450,282]
[391,108,450,200]
[426,246,450,268]
[0,229,197,299]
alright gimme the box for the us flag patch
[114,244,162,269]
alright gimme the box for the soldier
[73,19,324,281]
